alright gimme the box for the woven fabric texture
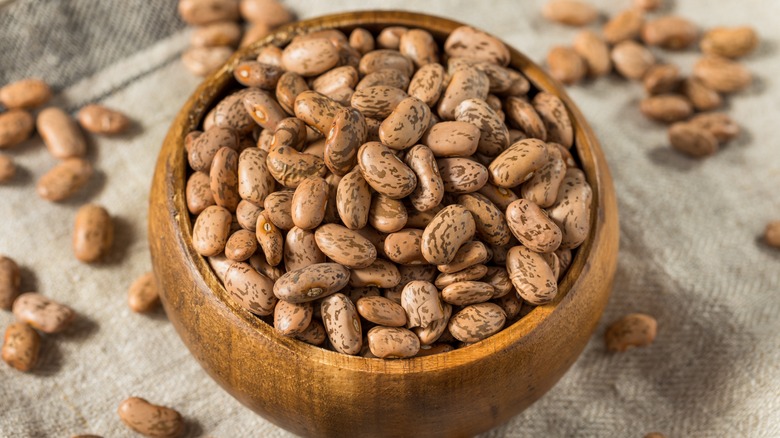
[0,0,778,437]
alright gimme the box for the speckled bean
[448,303,506,343]
[117,397,184,438]
[0,256,21,310]
[402,144,443,211]
[505,96,546,141]
[321,293,362,355]
[274,300,313,336]
[350,85,408,120]
[379,96,431,150]
[349,259,401,288]
[335,167,371,229]
[444,25,510,66]
[294,319,327,345]
[2,322,40,372]
[73,204,114,263]
[521,145,566,208]
[294,90,343,135]
[437,240,491,274]
[367,326,420,358]
[255,210,283,266]
[224,229,257,261]
[237,147,275,206]
[547,168,592,250]
[282,38,340,77]
[437,157,489,194]
[324,107,366,176]
[442,281,495,306]
[274,263,350,303]
[315,224,377,268]
[437,67,489,120]
[383,228,425,265]
[401,280,445,329]
[37,107,87,159]
[435,264,488,289]
[0,109,35,149]
[506,199,562,254]
[210,146,240,211]
[458,192,511,246]
[356,68,410,91]
[283,226,325,272]
[0,78,51,109]
[77,104,129,135]
[192,205,232,256]
[368,193,408,233]
[533,92,573,148]
[290,176,328,230]
[12,292,75,334]
[262,190,294,230]
[422,121,480,157]
[408,63,446,107]
[483,266,513,298]
[605,313,658,352]
[214,90,256,135]
[506,246,558,305]
[357,296,407,327]
[275,72,309,116]
[454,98,509,156]
[421,204,476,265]
[358,49,414,77]
[477,182,519,211]
[358,141,417,199]
[266,144,327,189]
[127,272,159,313]
[488,138,549,188]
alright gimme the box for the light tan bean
[2,322,40,372]
[13,292,75,334]
[693,56,752,94]
[448,303,506,343]
[643,64,681,96]
[210,146,240,211]
[488,138,549,188]
[383,228,425,265]
[350,85,408,120]
[438,68,490,121]
[438,240,491,274]
[335,167,371,229]
[368,193,408,233]
[477,182,519,211]
[282,38,340,77]
[224,261,277,316]
[689,112,740,142]
[208,254,233,282]
[642,16,698,50]
[547,168,593,249]
[573,30,612,77]
[668,122,719,158]
[483,266,513,298]
[358,49,414,77]
[234,61,284,90]
[356,68,410,91]
[399,28,438,67]
[274,300,313,336]
[521,145,566,208]
[181,45,232,76]
[681,78,722,112]
[324,107,366,176]
[506,199,562,253]
[507,246,558,305]
[290,176,328,230]
[701,26,759,59]
[315,224,377,268]
[358,141,417,199]
[421,204,477,265]
[611,40,655,80]
[77,104,130,134]
[405,144,444,212]
[128,272,160,313]
[0,109,34,149]
[413,303,452,345]
[240,0,292,26]
[0,256,21,310]
[191,21,241,48]
[349,259,401,288]
[422,121,479,157]
[274,263,350,303]
[367,326,420,358]
[547,46,587,85]
[640,94,693,124]
[376,26,407,50]
[542,0,598,26]
[605,313,657,352]
[263,190,294,230]
[603,9,644,45]
[237,147,275,205]
[188,126,238,172]
[117,397,184,438]
[533,92,573,148]
[240,88,286,132]
[505,96,547,141]
[255,210,283,266]
[442,281,494,306]
[357,296,407,327]
[321,293,362,355]
[37,107,86,159]
[379,96,431,150]
[224,229,257,261]
[0,78,51,109]
[192,205,232,256]
[443,25,510,66]
[435,264,488,289]
[401,280,445,329]
[72,204,114,263]
[349,28,375,55]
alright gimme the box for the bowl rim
[162,10,614,373]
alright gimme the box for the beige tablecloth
[1,0,779,436]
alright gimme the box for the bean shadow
[30,334,63,376]
[58,313,99,343]
[139,302,169,322]
[62,169,107,207]
[1,162,32,187]
[754,234,780,259]
[99,215,136,267]
[18,265,38,293]
[748,38,776,62]
[646,146,702,172]
[182,417,205,438]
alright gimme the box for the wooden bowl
[149,10,619,438]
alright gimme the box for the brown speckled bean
[521,145,567,208]
[0,256,21,310]
[12,292,75,334]
[241,88,286,131]
[77,104,129,135]
[547,168,592,250]
[321,292,363,355]
[350,85,408,120]
[335,167,371,229]
[192,205,232,257]
[73,204,114,263]
[349,28,375,55]
[488,138,549,188]
[263,190,294,230]
[117,397,184,438]
[290,176,328,230]
[454,98,509,156]
[401,280,445,329]
[186,171,215,215]
[284,226,326,272]
[276,72,310,116]
[274,263,350,303]
[189,127,238,173]
[408,63,446,107]
[359,49,414,77]
[435,264,488,289]
[367,326,420,358]
[688,112,740,143]
[294,319,327,345]
[266,144,327,189]
[191,21,241,48]
[325,107,366,176]
[356,68,410,91]
[506,246,558,305]
[357,296,407,327]
[237,147,275,206]
[312,66,359,97]
[255,210,283,266]
[442,281,495,306]
[358,141,417,199]
[234,61,283,90]
[224,229,257,261]
[444,25,510,66]
[368,193,408,233]
[533,92,573,148]
[437,240,491,274]
[483,266,513,298]
[379,96,431,150]
[210,146,240,211]
[386,264,438,298]
[437,157,489,194]
[448,303,506,343]
[2,322,40,372]
[422,121,480,157]
[224,261,277,316]
[0,78,51,109]
[349,259,401,288]
[438,67,490,121]
[248,254,284,282]
[0,109,35,149]
[128,272,159,313]
[605,313,658,352]
[214,90,256,135]
[422,204,476,265]
[294,90,343,135]
[506,199,562,254]
[315,224,377,268]
[384,228,425,265]
[477,182,519,211]
[458,192,511,246]
[505,96,546,141]
[282,38,340,77]
[37,107,87,159]
[404,144,444,212]
[413,302,452,345]
[274,300,313,336]
[399,28,438,67]
[494,291,524,319]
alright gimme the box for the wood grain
[149,10,619,438]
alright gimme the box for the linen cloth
[1,0,779,436]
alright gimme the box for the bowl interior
[170,10,608,372]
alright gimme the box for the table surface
[1,0,779,437]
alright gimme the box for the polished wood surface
[149,11,619,438]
